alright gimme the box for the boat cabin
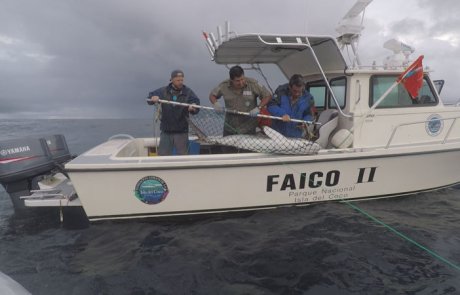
[209,33,453,150]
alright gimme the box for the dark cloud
[0,0,355,118]
[1,0,459,118]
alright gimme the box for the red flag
[397,55,424,99]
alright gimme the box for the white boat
[2,0,460,222]
[0,271,31,295]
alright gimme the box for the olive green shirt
[211,78,271,135]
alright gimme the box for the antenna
[336,0,373,67]
[343,0,373,19]
[383,39,415,57]
[383,38,415,68]
[202,21,238,60]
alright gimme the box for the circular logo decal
[134,176,169,205]
[425,114,443,137]
[0,150,6,156]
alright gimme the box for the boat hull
[66,144,460,221]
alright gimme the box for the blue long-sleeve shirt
[268,91,313,138]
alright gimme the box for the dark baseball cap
[171,69,184,79]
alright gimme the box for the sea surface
[0,119,459,295]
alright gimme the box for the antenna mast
[336,0,373,68]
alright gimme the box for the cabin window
[307,76,347,111]
[328,77,347,109]
[307,82,326,110]
[433,80,444,94]
[370,75,438,108]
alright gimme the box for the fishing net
[188,107,321,155]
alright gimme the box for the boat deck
[64,135,460,172]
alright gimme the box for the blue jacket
[148,84,200,133]
[268,86,313,138]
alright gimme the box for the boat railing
[386,116,460,148]
[108,134,135,140]
[256,35,352,119]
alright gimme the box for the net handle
[148,99,317,125]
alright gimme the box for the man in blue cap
[147,70,200,155]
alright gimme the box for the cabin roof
[213,34,348,78]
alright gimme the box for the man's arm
[259,96,271,108]
[209,84,223,111]
[254,81,272,108]
[209,93,219,104]
[267,96,286,117]
[147,88,162,104]
[187,89,200,114]
[302,93,314,122]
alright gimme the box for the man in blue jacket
[147,70,200,155]
[268,74,313,138]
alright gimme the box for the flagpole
[368,81,399,112]
[367,55,424,116]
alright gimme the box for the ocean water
[0,119,459,295]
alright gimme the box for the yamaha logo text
[0,146,31,156]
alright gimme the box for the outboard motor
[44,134,72,164]
[0,135,72,210]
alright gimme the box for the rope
[272,159,460,273]
[341,200,460,272]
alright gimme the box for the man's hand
[188,103,197,112]
[249,107,260,117]
[212,102,224,113]
[147,96,160,105]
[281,114,291,122]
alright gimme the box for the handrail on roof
[257,35,352,118]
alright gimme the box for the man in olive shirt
[209,66,271,136]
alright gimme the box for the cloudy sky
[1,0,460,119]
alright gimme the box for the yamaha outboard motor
[44,134,72,164]
[0,135,72,210]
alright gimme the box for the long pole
[149,99,316,125]
[368,81,399,113]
